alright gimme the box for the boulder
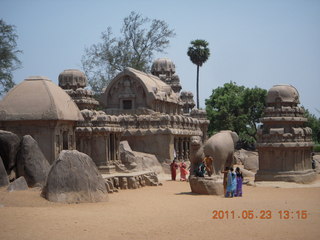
[0,130,20,173]
[41,150,108,203]
[0,156,9,187]
[7,176,28,192]
[189,176,224,195]
[235,149,259,172]
[16,135,50,187]
[120,141,163,174]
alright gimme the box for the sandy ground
[0,176,320,240]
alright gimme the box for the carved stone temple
[0,58,209,175]
[255,85,316,183]
[0,76,83,163]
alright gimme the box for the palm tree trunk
[196,64,200,109]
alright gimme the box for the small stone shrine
[256,85,316,183]
[59,69,124,173]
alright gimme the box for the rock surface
[0,130,20,173]
[16,135,51,187]
[189,176,224,195]
[0,156,9,187]
[234,149,259,172]
[120,141,163,174]
[41,150,108,203]
[7,176,28,191]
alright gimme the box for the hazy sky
[1,0,319,117]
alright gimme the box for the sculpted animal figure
[203,130,239,175]
[189,136,204,176]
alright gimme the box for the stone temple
[255,85,316,183]
[0,58,209,175]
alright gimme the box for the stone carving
[41,150,108,203]
[119,177,128,189]
[189,131,238,195]
[16,135,51,187]
[7,176,28,192]
[256,85,316,183]
[0,77,83,163]
[128,176,138,189]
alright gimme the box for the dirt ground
[0,175,320,240]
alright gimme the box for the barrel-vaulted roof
[101,67,181,106]
[0,76,84,121]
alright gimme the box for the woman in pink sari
[179,161,189,181]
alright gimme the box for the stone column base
[255,169,317,183]
[99,165,116,174]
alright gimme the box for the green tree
[0,19,22,94]
[205,82,267,148]
[187,39,210,109]
[82,11,175,93]
[304,109,320,143]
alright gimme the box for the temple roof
[102,67,181,105]
[0,76,84,121]
[266,84,300,104]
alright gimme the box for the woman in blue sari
[225,167,237,197]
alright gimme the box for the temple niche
[0,76,83,163]
[255,85,316,183]
[59,69,124,173]
[100,65,208,163]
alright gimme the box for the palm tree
[187,40,210,109]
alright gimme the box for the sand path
[0,177,320,240]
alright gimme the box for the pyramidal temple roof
[0,76,84,121]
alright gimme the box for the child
[235,167,243,197]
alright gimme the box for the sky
[1,0,319,117]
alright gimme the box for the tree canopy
[205,82,267,149]
[187,39,210,109]
[304,109,320,144]
[82,11,176,93]
[0,19,22,94]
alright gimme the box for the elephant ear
[230,132,239,146]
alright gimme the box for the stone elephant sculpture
[203,130,239,175]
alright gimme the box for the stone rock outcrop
[0,156,9,187]
[120,141,163,174]
[16,135,51,187]
[0,130,20,173]
[41,150,108,203]
[189,176,224,195]
[7,176,28,192]
[234,149,259,173]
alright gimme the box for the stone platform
[189,175,224,195]
[101,171,161,193]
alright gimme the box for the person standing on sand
[234,167,243,197]
[170,159,179,181]
[225,167,237,197]
[221,167,229,195]
[179,161,189,181]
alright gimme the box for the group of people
[222,167,243,197]
[170,159,189,181]
[170,157,244,198]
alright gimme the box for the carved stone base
[255,169,317,183]
[98,165,116,174]
[189,176,224,195]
